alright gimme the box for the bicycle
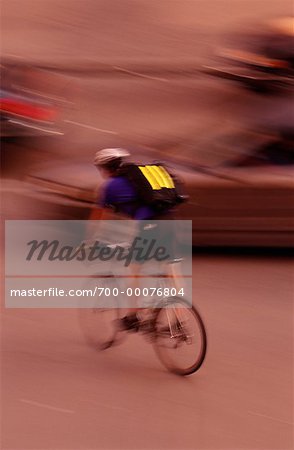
[78,245,207,376]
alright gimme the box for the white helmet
[94,148,130,166]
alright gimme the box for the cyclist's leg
[118,262,143,330]
[123,221,152,315]
[126,261,143,313]
[119,220,161,329]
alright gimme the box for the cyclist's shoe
[118,314,140,332]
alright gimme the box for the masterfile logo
[5,220,192,308]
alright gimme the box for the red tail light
[0,99,57,121]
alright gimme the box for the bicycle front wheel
[153,297,207,376]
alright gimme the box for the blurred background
[1,1,293,449]
[1,0,294,247]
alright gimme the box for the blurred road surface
[1,255,293,450]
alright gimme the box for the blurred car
[203,17,294,93]
[1,61,64,138]
[25,127,294,247]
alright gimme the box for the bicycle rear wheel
[78,277,123,350]
[153,297,207,376]
[79,307,121,350]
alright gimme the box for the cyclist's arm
[86,205,115,239]
[88,181,114,222]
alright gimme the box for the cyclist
[89,148,179,331]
